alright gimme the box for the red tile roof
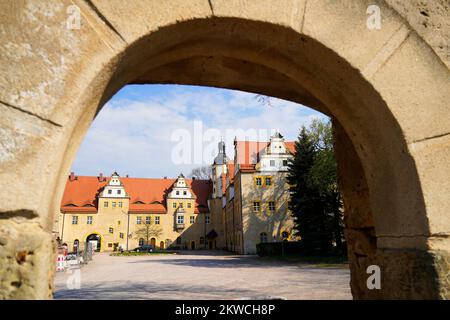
[234,140,296,166]
[60,176,212,214]
[227,162,235,183]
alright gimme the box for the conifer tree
[287,120,342,254]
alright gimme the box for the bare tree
[134,224,163,246]
[254,94,274,107]
[188,166,211,180]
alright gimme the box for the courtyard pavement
[53,251,351,300]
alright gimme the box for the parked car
[132,245,153,252]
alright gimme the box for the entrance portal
[86,234,101,252]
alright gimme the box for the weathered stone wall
[0,0,449,299]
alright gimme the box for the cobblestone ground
[54,251,351,300]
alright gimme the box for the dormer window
[108,189,112,194]
[117,190,121,195]
[270,160,275,166]
[176,191,180,195]
[183,191,187,195]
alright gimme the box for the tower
[211,140,229,198]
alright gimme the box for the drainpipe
[126,211,130,251]
[61,212,66,242]
[204,213,207,249]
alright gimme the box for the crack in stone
[0,210,39,220]
[83,0,127,43]
[410,131,450,145]
[0,100,62,127]
[208,0,215,16]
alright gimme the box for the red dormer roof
[234,140,296,166]
[60,175,212,214]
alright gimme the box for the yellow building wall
[60,196,214,252]
[237,171,296,254]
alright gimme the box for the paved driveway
[54,251,351,300]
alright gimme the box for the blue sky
[71,85,327,178]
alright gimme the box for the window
[283,160,288,166]
[173,203,177,208]
[136,216,141,224]
[112,201,116,207]
[176,237,182,245]
[187,203,191,208]
[183,191,187,195]
[119,233,124,239]
[179,203,183,208]
[260,232,268,243]
[109,227,114,234]
[119,201,123,207]
[270,160,275,166]
[117,220,121,225]
[139,238,144,246]
[155,216,160,225]
[87,216,93,225]
[72,216,78,225]
[146,216,151,225]
[253,201,261,212]
[282,231,289,239]
[108,189,112,194]
[104,201,108,207]
[176,191,180,195]
[265,177,272,186]
[255,177,262,186]
[200,237,205,244]
[205,215,210,224]
[117,190,121,195]
[190,216,195,224]
[177,215,184,224]
[108,243,113,248]
[268,201,275,212]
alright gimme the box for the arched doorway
[1,2,449,299]
[191,241,196,250]
[150,238,156,248]
[86,234,101,252]
[160,241,165,250]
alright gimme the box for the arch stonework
[0,0,449,299]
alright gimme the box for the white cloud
[71,86,327,178]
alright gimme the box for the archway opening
[86,233,102,252]
[12,11,440,300]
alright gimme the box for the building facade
[58,172,213,252]
[210,132,298,254]
[57,132,297,254]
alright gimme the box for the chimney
[98,172,104,182]
[164,176,167,179]
[126,174,129,178]
[69,172,75,181]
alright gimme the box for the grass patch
[110,251,177,257]
[259,254,348,267]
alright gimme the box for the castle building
[58,172,212,252]
[57,132,297,254]
[211,132,298,254]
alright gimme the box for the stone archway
[0,1,449,299]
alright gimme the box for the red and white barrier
[56,254,66,272]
